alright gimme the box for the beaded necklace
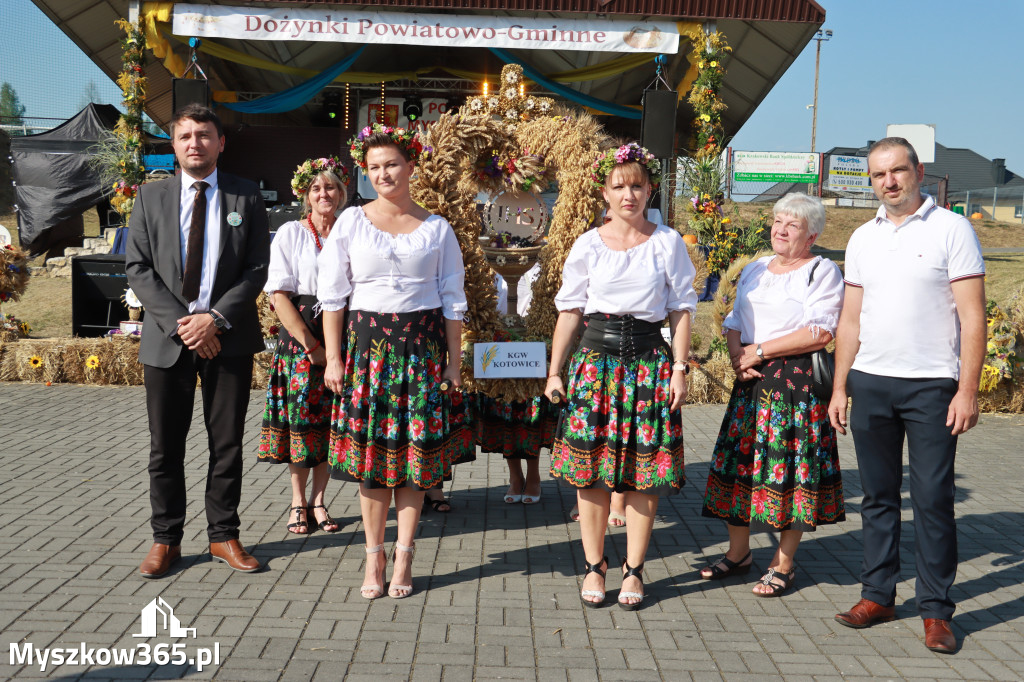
[306,214,324,250]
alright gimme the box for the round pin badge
[227,212,243,226]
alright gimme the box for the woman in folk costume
[545,143,697,609]
[319,124,472,599]
[257,156,349,535]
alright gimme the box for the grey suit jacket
[125,171,270,368]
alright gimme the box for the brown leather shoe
[834,598,896,629]
[209,539,260,573]
[139,543,181,579]
[924,618,956,653]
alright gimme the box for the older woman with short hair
[258,157,349,535]
[700,192,846,597]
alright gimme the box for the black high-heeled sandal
[286,506,309,535]
[619,560,645,611]
[308,504,339,533]
[581,556,608,609]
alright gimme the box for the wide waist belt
[579,314,668,361]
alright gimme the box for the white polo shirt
[844,195,984,380]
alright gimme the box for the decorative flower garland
[109,18,148,223]
[0,243,30,304]
[685,28,731,162]
[981,299,1021,392]
[349,123,425,171]
[290,156,350,198]
[682,28,735,275]
[590,142,661,188]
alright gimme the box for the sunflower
[86,355,100,370]
[29,355,43,368]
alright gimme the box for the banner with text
[733,151,819,184]
[474,342,547,379]
[172,4,680,53]
[825,155,871,192]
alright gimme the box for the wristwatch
[755,344,764,360]
[209,311,228,329]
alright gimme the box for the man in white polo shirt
[828,137,986,654]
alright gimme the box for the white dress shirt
[722,255,844,344]
[555,225,697,321]
[178,169,222,314]
[317,206,467,320]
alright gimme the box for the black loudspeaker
[172,78,210,114]
[641,90,677,158]
[71,254,134,337]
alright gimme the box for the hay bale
[687,351,734,404]
[252,352,272,390]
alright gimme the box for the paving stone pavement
[0,383,1022,681]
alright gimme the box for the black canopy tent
[10,103,165,257]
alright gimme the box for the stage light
[403,95,423,122]
[323,90,342,120]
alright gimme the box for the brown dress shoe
[924,618,956,653]
[209,540,260,573]
[834,598,896,629]
[139,543,181,579]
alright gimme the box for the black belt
[579,314,668,362]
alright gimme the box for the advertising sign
[826,155,871,192]
[733,151,819,184]
[473,342,546,379]
[173,4,680,53]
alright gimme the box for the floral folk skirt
[701,354,846,532]
[258,298,331,467]
[549,345,685,496]
[474,394,558,460]
[329,308,474,489]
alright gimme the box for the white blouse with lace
[263,220,322,296]
[316,206,467,320]
[554,224,697,322]
[723,255,844,344]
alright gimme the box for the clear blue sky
[2,0,1022,175]
[729,0,1024,176]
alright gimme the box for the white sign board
[473,342,546,379]
[733,151,818,184]
[826,155,871,193]
[885,124,935,163]
[173,4,680,53]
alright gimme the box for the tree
[0,83,26,127]
[79,80,102,110]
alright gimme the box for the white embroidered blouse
[264,220,323,297]
[316,206,467,320]
[554,224,697,322]
[722,255,844,344]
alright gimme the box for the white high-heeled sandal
[389,542,415,599]
[360,544,385,599]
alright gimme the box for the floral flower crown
[291,156,351,199]
[590,142,661,188]
[348,123,425,172]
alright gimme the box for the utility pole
[810,28,833,153]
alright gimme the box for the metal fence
[947,185,1024,223]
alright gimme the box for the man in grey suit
[126,104,270,578]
